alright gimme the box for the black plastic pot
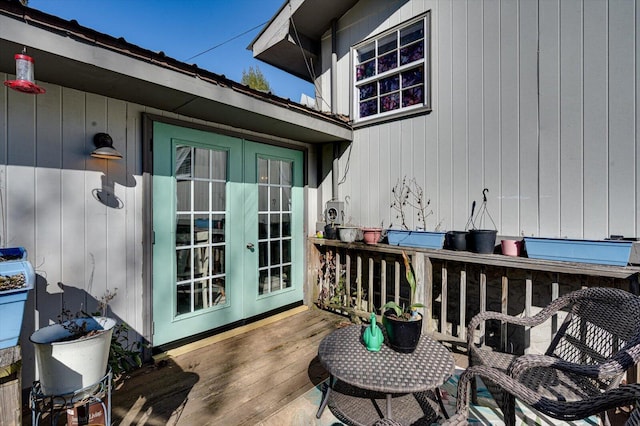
[382,313,422,353]
[469,229,497,254]
[445,231,469,251]
[324,224,338,240]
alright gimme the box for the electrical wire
[184,21,269,62]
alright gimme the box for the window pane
[360,99,378,118]
[378,51,398,73]
[259,269,269,295]
[193,148,210,179]
[357,42,375,62]
[258,158,268,183]
[400,40,424,65]
[402,86,424,107]
[175,146,192,177]
[282,213,291,236]
[380,92,400,112]
[193,181,209,211]
[211,150,227,180]
[176,180,191,212]
[402,66,423,87]
[356,60,376,81]
[176,217,190,247]
[359,82,377,100]
[259,214,268,239]
[269,160,281,184]
[378,33,397,54]
[259,241,268,268]
[282,239,291,263]
[270,241,281,264]
[283,265,291,289]
[211,182,226,211]
[212,277,225,305]
[176,283,192,315]
[379,75,399,94]
[270,213,281,238]
[271,189,281,212]
[400,22,423,46]
[282,187,291,211]
[258,185,268,212]
[212,213,225,242]
[281,162,292,186]
[211,246,225,274]
[193,280,206,311]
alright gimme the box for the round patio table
[317,324,455,425]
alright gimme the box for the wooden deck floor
[110,306,347,426]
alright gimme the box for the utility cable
[184,21,268,62]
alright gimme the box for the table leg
[386,393,393,419]
[435,387,449,419]
[316,375,333,418]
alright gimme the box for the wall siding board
[105,98,129,318]
[437,0,453,232]
[465,0,483,231]
[480,0,501,232]
[451,0,468,232]
[608,0,636,237]
[559,0,584,238]
[583,0,608,239]
[538,0,561,237]
[518,0,539,237]
[498,0,519,234]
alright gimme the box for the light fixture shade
[91,133,123,160]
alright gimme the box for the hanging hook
[482,188,489,203]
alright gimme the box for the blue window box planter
[387,229,446,249]
[523,237,633,266]
[0,247,35,349]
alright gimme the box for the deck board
[111,307,346,426]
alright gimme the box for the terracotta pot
[501,239,523,257]
[362,228,382,245]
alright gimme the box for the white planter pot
[30,316,116,395]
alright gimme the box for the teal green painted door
[152,123,304,346]
[242,141,304,318]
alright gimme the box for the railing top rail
[310,237,640,280]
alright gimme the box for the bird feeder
[3,49,46,94]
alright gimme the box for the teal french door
[152,123,304,346]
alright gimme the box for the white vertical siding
[323,0,639,240]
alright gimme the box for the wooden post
[0,346,21,426]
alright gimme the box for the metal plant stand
[30,369,111,426]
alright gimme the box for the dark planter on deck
[382,312,423,353]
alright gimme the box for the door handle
[246,243,254,249]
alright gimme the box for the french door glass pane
[257,157,293,295]
[175,145,228,316]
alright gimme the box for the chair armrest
[467,292,576,348]
[509,342,640,381]
[454,365,640,422]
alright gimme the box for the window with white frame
[353,13,430,122]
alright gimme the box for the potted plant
[380,251,424,353]
[468,188,497,253]
[30,300,117,396]
[0,247,35,350]
[387,176,445,249]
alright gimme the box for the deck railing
[308,237,640,355]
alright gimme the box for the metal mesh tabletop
[318,324,455,394]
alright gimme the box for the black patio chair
[463,287,640,425]
[443,365,640,426]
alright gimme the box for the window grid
[175,146,227,315]
[258,158,293,295]
[353,15,429,121]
